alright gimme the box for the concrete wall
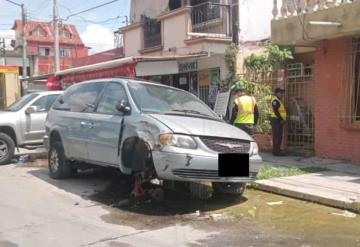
[197,54,228,81]
[162,10,189,53]
[271,1,360,46]
[314,37,360,162]
[130,0,169,23]
[236,44,266,74]
[124,27,142,56]
[238,0,272,42]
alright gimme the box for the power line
[63,0,121,21]
[4,0,22,7]
[30,0,52,16]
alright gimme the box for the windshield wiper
[171,109,213,117]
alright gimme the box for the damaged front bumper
[152,149,262,183]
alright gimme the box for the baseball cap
[234,85,246,92]
[274,87,285,94]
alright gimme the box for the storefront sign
[214,90,231,117]
[0,66,19,74]
[198,69,210,86]
[179,61,198,73]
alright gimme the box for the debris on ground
[74,202,79,206]
[16,155,30,163]
[248,206,257,218]
[267,201,284,206]
[195,210,201,217]
[331,210,357,218]
[111,199,130,207]
[209,213,223,221]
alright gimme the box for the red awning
[61,62,137,83]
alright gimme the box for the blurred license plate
[218,153,249,177]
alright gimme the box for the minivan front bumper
[152,150,262,183]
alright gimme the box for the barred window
[354,38,360,121]
[342,37,360,125]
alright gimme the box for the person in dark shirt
[271,88,287,156]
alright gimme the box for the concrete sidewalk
[256,152,360,213]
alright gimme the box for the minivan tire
[48,141,73,179]
[0,132,15,165]
[213,182,246,196]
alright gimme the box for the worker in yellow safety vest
[271,87,287,156]
[230,85,259,136]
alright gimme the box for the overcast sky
[0,0,130,53]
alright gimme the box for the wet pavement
[1,159,360,246]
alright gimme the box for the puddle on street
[90,175,360,246]
[17,161,360,246]
[222,189,360,245]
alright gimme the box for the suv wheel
[0,133,15,165]
[48,141,73,179]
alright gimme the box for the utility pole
[53,0,60,73]
[0,38,6,65]
[21,4,27,94]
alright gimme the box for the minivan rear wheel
[48,141,73,179]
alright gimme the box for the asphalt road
[0,159,359,247]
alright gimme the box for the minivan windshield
[5,93,38,112]
[128,81,219,119]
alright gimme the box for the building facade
[119,0,273,106]
[271,0,360,162]
[12,20,88,76]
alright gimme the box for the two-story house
[271,0,360,161]
[12,20,88,76]
[119,0,273,104]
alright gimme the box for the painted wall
[271,0,360,45]
[314,37,360,162]
[238,0,272,42]
[130,0,169,22]
[162,10,189,53]
[123,27,142,56]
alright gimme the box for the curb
[255,181,360,213]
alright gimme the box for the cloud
[0,30,15,49]
[80,24,114,54]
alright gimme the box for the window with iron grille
[354,38,360,121]
[342,37,360,125]
[191,0,221,26]
[142,16,161,49]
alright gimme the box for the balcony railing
[191,2,231,37]
[272,0,357,20]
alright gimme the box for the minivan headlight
[159,134,197,149]
[250,142,259,156]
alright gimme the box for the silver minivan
[44,78,262,196]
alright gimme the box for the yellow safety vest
[271,97,287,120]
[234,95,256,124]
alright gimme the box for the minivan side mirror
[116,99,131,114]
[25,106,38,114]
